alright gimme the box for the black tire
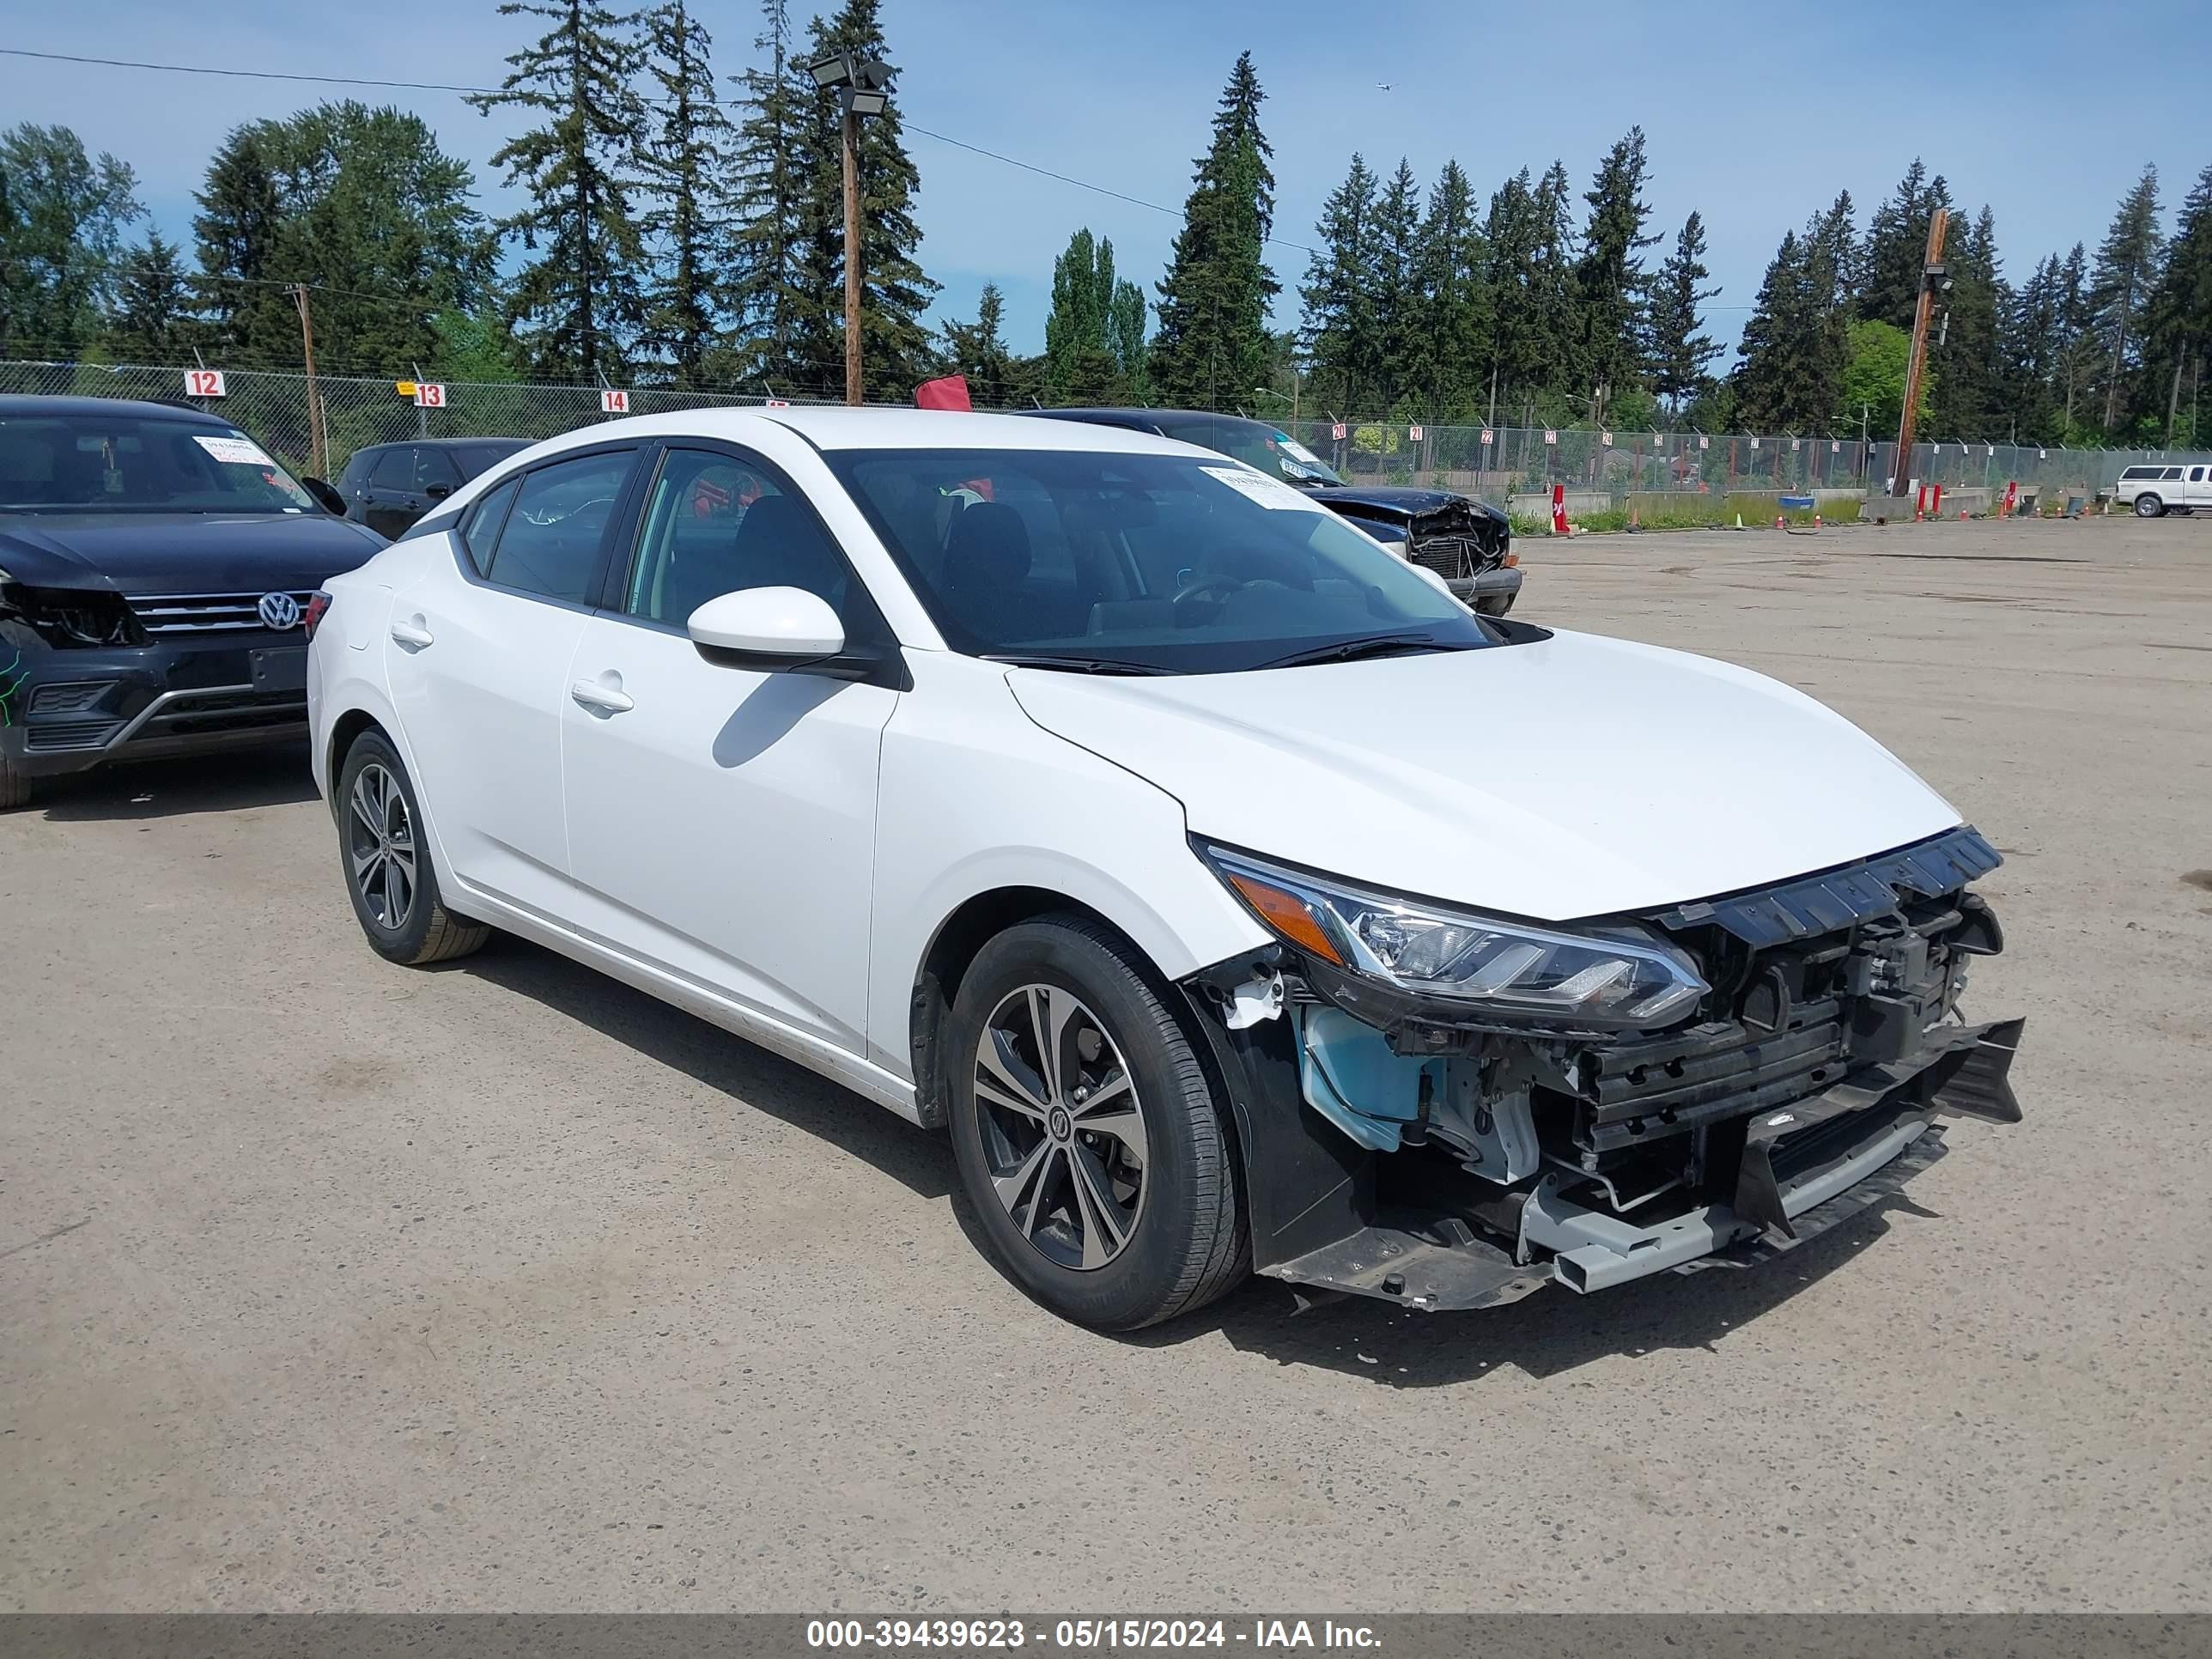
[2134,492,2165,519]
[0,754,31,811]
[335,730,489,967]
[946,915,1248,1330]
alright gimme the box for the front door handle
[390,617,434,648]
[570,678,635,714]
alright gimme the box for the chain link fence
[6,358,2207,516]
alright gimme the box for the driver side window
[622,447,850,625]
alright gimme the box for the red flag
[915,374,973,410]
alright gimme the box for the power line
[2,46,1326,257]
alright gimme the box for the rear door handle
[390,618,434,648]
[570,678,635,714]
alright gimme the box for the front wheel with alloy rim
[946,915,1248,1329]
[2135,492,2165,518]
[335,731,490,966]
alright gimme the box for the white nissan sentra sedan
[307,409,2024,1329]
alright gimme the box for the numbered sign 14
[600,388,630,415]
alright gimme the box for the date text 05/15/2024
[805,1620,1382,1650]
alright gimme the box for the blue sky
[4,0,2205,372]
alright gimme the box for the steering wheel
[1172,573,1245,618]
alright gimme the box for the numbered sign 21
[413,383,447,409]
[600,388,630,415]
[184,368,228,398]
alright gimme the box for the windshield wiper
[984,653,1177,677]
[1250,632,1462,672]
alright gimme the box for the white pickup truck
[2116,461,2211,516]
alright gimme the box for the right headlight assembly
[1199,843,1710,1033]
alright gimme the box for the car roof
[0,393,233,425]
[508,406,1219,459]
[1030,407,1282,428]
[362,435,529,451]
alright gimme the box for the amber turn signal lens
[1227,872,1344,965]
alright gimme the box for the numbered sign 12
[413,383,447,409]
[185,368,228,398]
[600,388,630,415]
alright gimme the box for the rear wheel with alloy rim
[2135,492,2165,518]
[947,915,1247,1328]
[336,731,489,966]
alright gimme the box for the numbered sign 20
[600,388,630,415]
[1330,422,1346,441]
[413,383,447,409]
[184,368,228,398]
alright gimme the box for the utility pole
[1890,206,1949,497]
[290,284,328,481]
[842,97,862,406]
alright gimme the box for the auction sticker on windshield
[1200,465,1319,511]
[192,434,278,467]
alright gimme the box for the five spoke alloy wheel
[973,983,1149,1272]
[347,761,417,933]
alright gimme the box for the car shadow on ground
[440,930,1929,1382]
[452,932,957,1202]
[31,744,321,822]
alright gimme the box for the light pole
[807,50,895,406]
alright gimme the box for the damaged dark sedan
[1031,408,1522,614]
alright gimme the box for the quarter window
[483,451,631,603]
[623,447,849,624]
[462,476,520,574]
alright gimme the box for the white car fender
[865,651,1270,1081]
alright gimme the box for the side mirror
[425,482,452,501]
[301,477,347,516]
[687,586,845,670]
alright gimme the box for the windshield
[826,447,1490,675]
[0,414,319,514]
[1156,416,1346,487]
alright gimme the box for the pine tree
[1298,153,1379,417]
[1647,212,1720,412]
[104,232,191,361]
[790,0,937,399]
[1931,204,2003,439]
[939,281,1012,406]
[2053,242,2098,433]
[190,125,291,363]
[1043,228,1127,402]
[1479,168,1542,419]
[1996,252,2063,441]
[636,0,739,382]
[1526,161,1582,404]
[0,123,143,357]
[1411,160,1487,420]
[1572,126,1660,424]
[2089,164,2164,431]
[1370,157,1423,409]
[726,0,809,385]
[2139,164,2212,444]
[469,0,650,380]
[1732,228,1843,431]
[1862,159,1951,330]
[1152,52,1278,410]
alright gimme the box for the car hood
[1006,629,1962,922]
[0,511,386,594]
[1302,483,1508,527]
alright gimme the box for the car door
[2187,465,2209,507]
[362,447,423,538]
[558,441,902,1054]
[385,446,642,919]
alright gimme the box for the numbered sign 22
[413,383,447,409]
[600,388,630,415]
[184,368,228,398]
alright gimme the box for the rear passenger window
[484,451,632,604]
[2163,466,2185,480]
[462,476,520,574]
[369,448,414,489]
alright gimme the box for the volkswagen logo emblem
[257,592,302,630]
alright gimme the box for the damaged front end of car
[1176,826,2025,1311]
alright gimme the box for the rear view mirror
[687,586,845,669]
